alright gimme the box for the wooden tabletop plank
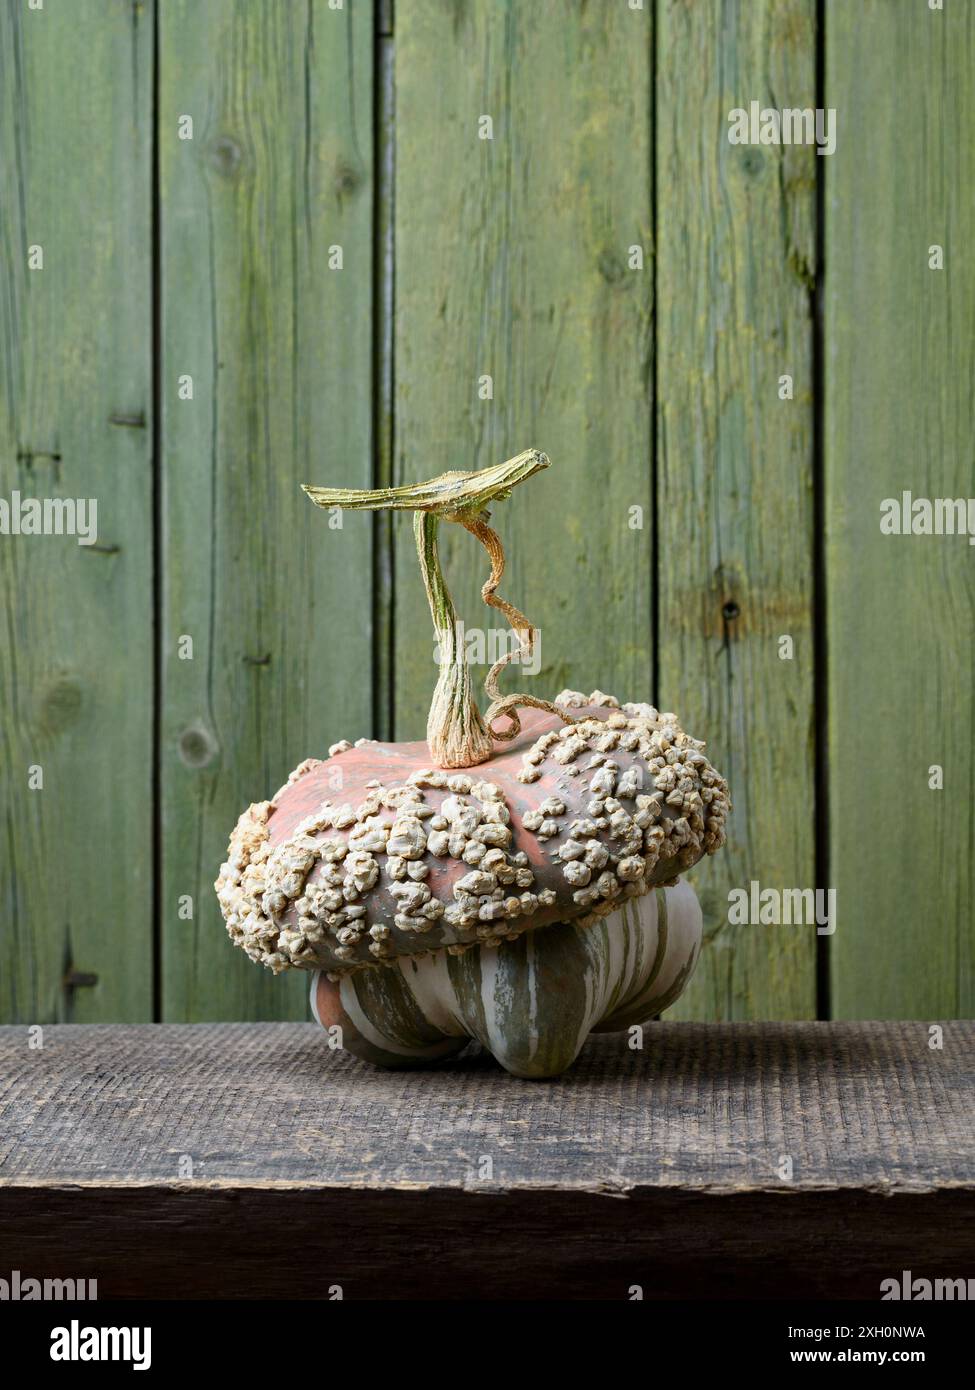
[2,1021,971,1299]
[1,1022,971,1192]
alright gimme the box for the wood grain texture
[825,1,975,1017]
[393,0,654,738]
[1,1022,971,1187]
[158,0,374,1020]
[0,1,154,1023]
[1,1022,972,1298]
[5,1186,975,1301]
[657,0,817,1020]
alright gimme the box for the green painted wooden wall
[1,0,971,1025]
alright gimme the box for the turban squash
[215,453,730,1077]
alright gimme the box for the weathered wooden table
[0,1022,972,1300]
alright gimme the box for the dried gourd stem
[457,511,576,743]
[301,449,562,768]
[414,511,493,768]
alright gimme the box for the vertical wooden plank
[393,0,653,737]
[826,1,975,1017]
[373,0,395,742]
[159,0,374,1020]
[0,0,154,1023]
[657,0,818,1019]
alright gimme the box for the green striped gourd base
[311,881,702,1078]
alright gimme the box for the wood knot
[179,724,218,768]
[40,676,83,734]
[334,161,361,198]
[597,250,627,285]
[207,135,244,179]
